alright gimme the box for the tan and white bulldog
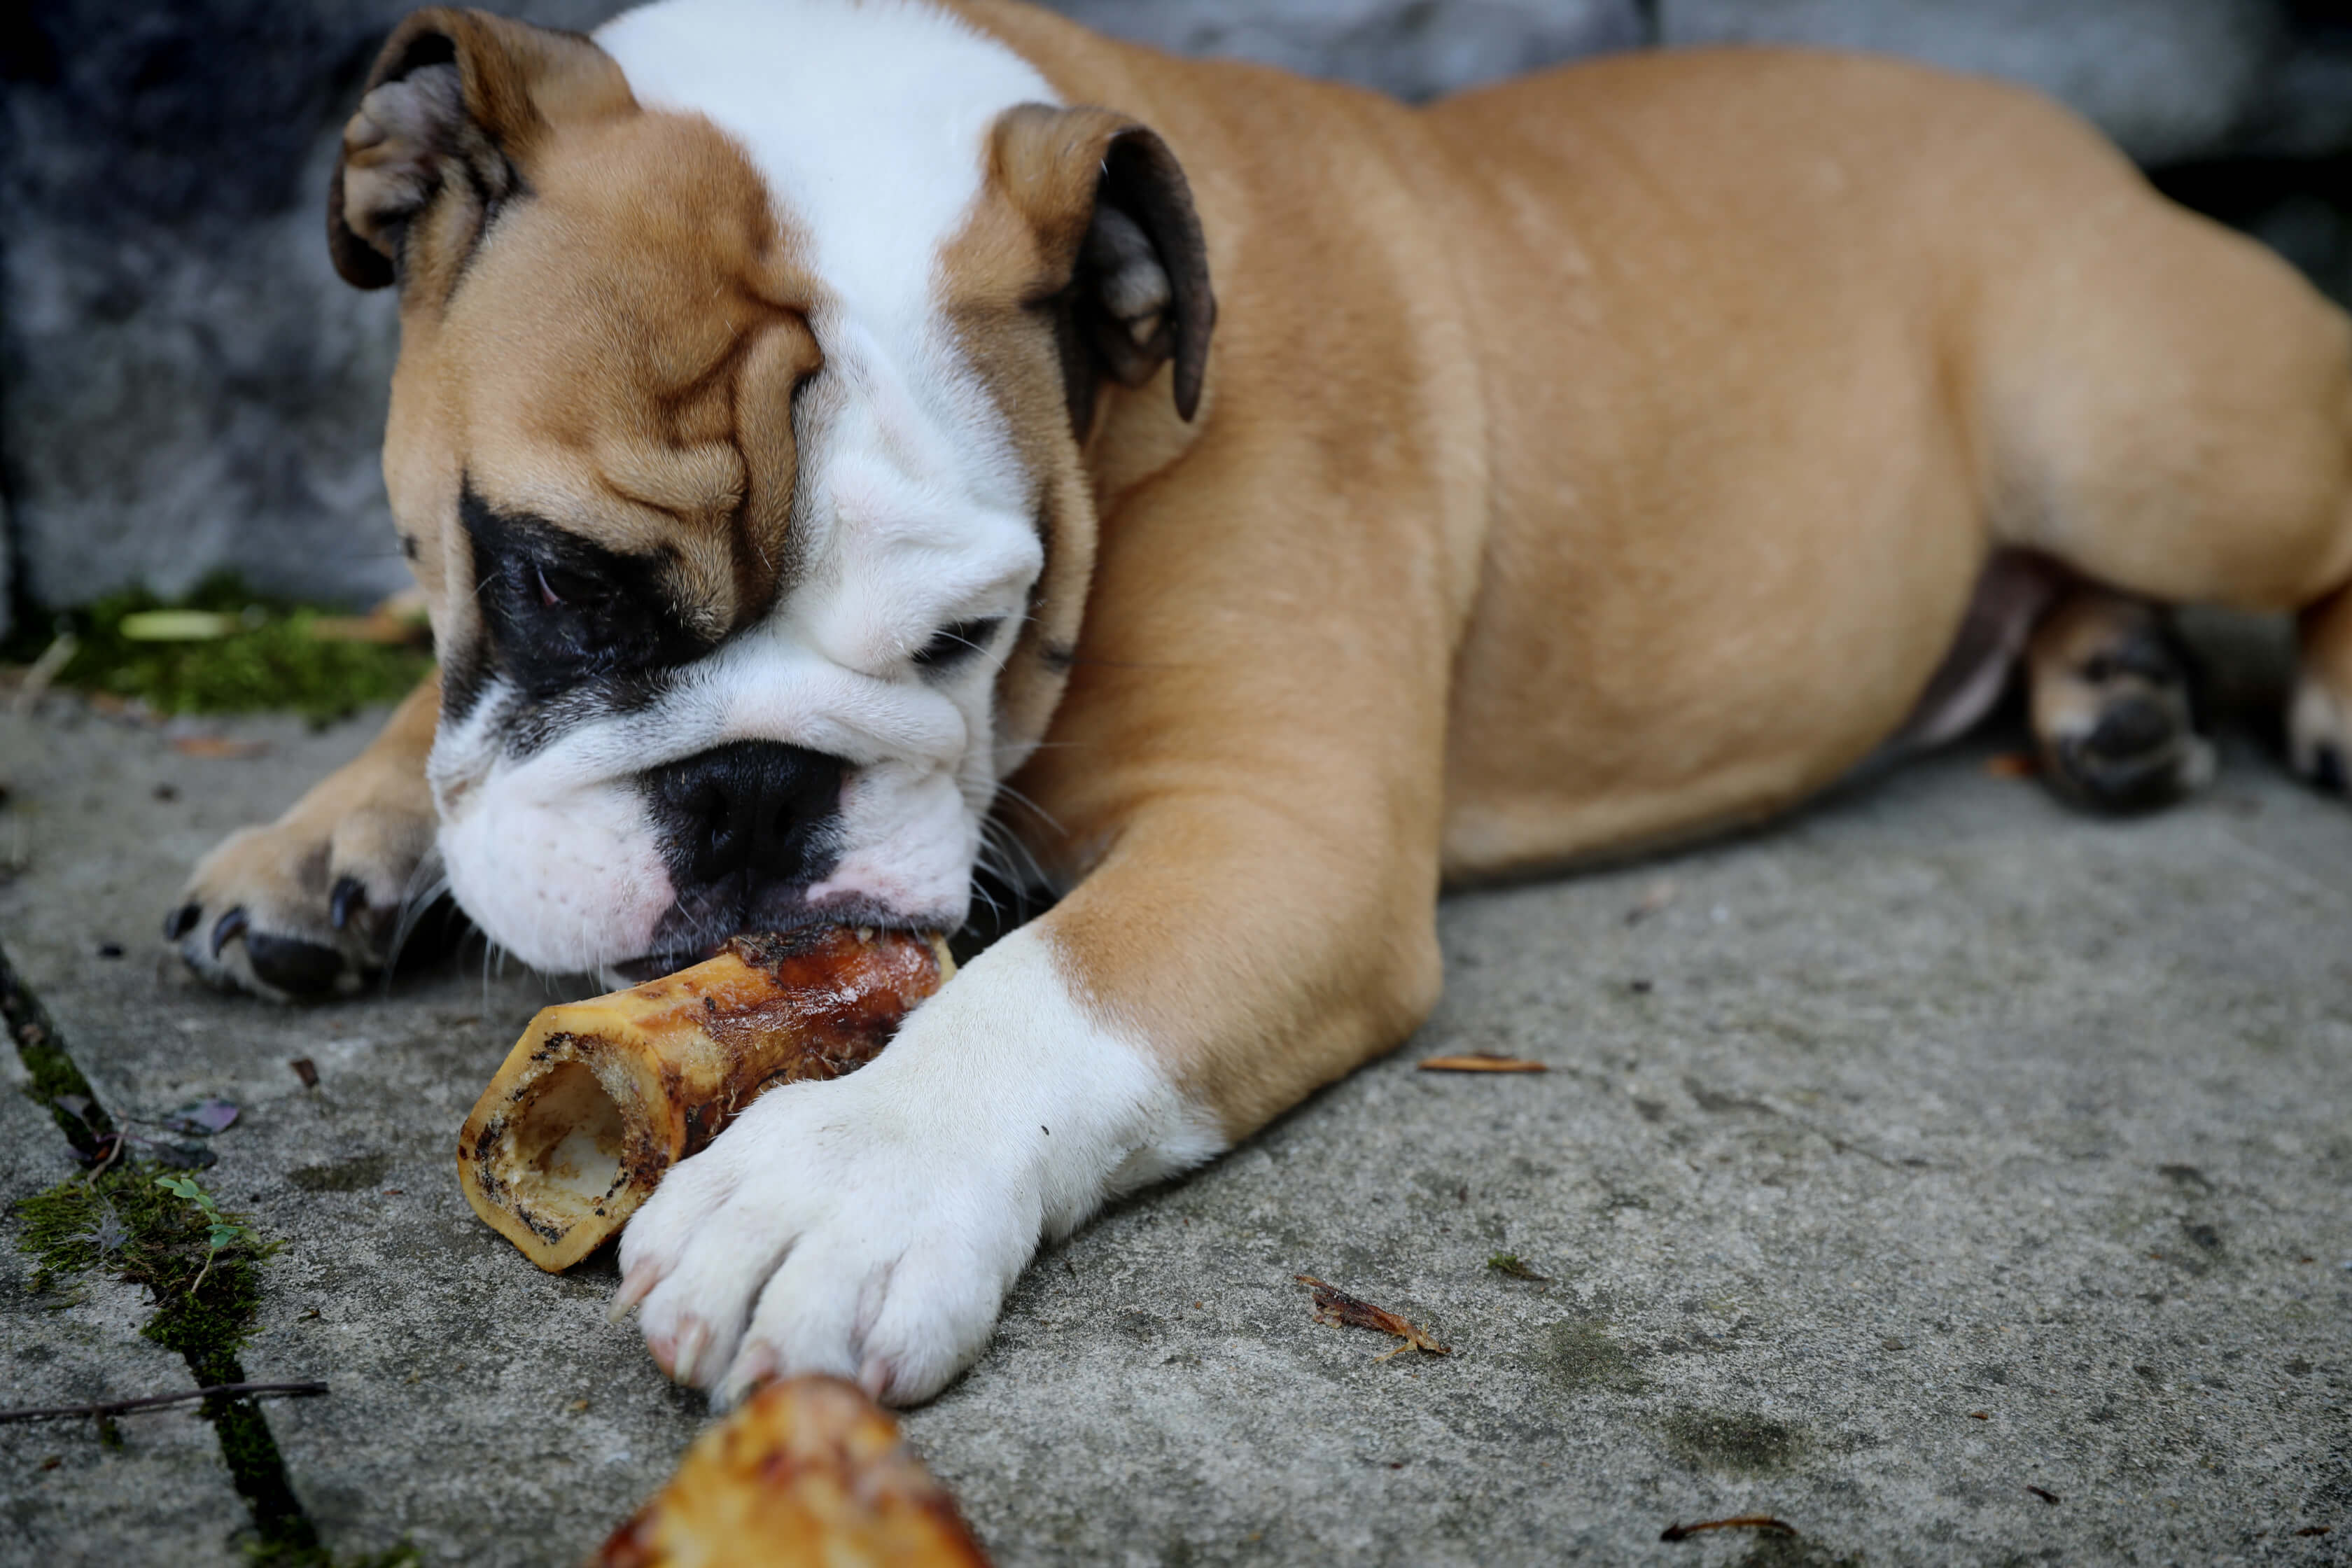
[167,0,2352,1405]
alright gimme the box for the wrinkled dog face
[333,0,1210,976]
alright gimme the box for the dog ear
[993,104,1217,428]
[328,7,632,295]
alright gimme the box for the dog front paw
[611,926,1226,1406]
[617,1065,1041,1408]
[167,784,438,1000]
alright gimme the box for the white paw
[612,926,1224,1406]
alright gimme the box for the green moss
[4,946,367,1558]
[13,1166,276,1363]
[1661,1407,1811,1476]
[15,1164,323,1550]
[4,573,430,722]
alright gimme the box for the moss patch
[1541,1318,1650,1394]
[5,941,412,1562]
[15,1163,317,1555]
[4,573,430,722]
[15,1166,279,1383]
[1661,1407,1811,1476]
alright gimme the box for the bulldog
[167,0,2352,1405]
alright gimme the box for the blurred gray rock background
[6,0,2352,643]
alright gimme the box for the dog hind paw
[2033,608,2212,814]
[2289,677,2351,795]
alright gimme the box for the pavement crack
[4,933,325,1559]
[2,932,115,1157]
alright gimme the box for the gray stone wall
[4,0,2349,634]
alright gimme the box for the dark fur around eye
[461,484,708,701]
[912,617,1006,671]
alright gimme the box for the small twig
[0,1381,327,1425]
[1660,1516,1798,1543]
[11,632,78,716]
[1418,1053,1548,1073]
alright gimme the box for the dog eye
[532,561,607,608]
[911,617,1005,671]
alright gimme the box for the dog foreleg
[615,785,1450,1408]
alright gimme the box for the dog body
[171,0,2352,1402]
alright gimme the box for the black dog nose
[643,741,844,888]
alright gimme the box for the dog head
[331,1,1213,976]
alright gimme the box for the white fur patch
[596,0,1054,329]
[617,924,1226,1405]
[429,687,678,973]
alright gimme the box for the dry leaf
[169,736,270,759]
[1418,1053,1546,1073]
[119,610,234,642]
[156,1098,240,1137]
[1295,1275,1448,1359]
[1625,878,1678,924]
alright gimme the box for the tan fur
[952,17,2352,1135]
[191,9,2352,1143]
[391,113,821,661]
[174,674,442,992]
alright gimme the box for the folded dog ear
[329,7,632,295]
[994,104,1217,427]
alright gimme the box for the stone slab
[0,703,707,1565]
[0,617,2346,1563]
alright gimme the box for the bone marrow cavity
[492,1060,629,1224]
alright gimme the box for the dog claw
[608,1266,657,1324]
[713,1344,777,1413]
[209,906,248,958]
[671,1320,714,1387]
[329,875,368,931]
[164,902,201,941]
